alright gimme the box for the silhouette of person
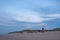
[42,28,44,32]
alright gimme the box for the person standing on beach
[42,28,44,32]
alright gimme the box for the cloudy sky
[0,0,60,34]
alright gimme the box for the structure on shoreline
[42,28,44,32]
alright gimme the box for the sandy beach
[0,31,60,40]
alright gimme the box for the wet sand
[0,31,60,40]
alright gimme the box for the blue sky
[0,0,60,34]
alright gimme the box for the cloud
[13,9,60,23]
[47,14,60,18]
[44,14,60,21]
[0,9,60,28]
[22,23,48,29]
[12,10,43,23]
[0,0,59,23]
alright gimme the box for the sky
[0,0,60,34]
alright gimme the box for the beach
[0,31,60,40]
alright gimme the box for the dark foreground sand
[0,31,60,40]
